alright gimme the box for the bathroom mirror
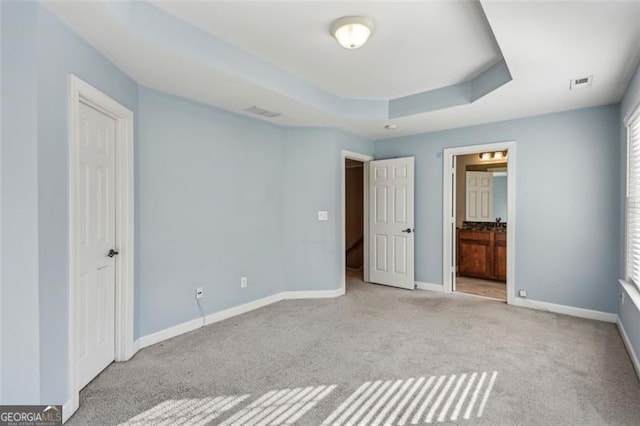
[465,162,507,222]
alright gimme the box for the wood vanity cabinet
[457,229,506,282]
[493,232,507,281]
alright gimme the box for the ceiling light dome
[331,16,375,49]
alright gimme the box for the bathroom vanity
[457,228,507,282]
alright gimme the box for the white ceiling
[43,1,640,139]
[152,0,501,99]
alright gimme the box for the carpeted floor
[68,272,640,425]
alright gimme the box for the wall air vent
[245,106,282,118]
[570,75,593,90]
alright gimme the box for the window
[626,103,640,287]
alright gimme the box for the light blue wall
[283,129,340,291]
[283,129,374,292]
[376,104,621,313]
[136,92,373,333]
[0,1,373,404]
[493,175,507,222]
[1,0,41,404]
[1,1,138,405]
[619,59,640,365]
[1,0,632,409]
[36,5,138,404]
[0,0,3,404]
[136,87,288,337]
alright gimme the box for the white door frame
[68,75,135,417]
[442,141,516,304]
[341,150,374,292]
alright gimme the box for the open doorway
[345,159,365,284]
[454,152,508,300]
[442,142,516,304]
[341,150,373,293]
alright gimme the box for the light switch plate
[318,211,328,221]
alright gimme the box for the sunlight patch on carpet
[219,385,336,426]
[118,395,249,426]
[322,371,498,425]
[118,372,497,425]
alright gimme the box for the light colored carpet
[456,276,506,300]
[68,273,640,425]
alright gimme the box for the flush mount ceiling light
[331,16,375,49]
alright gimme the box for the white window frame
[625,102,640,290]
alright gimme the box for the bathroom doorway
[442,142,516,304]
[455,152,508,300]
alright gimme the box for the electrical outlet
[196,287,204,299]
[518,289,527,298]
[318,211,328,221]
[621,292,625,305]
[241,277,248,288]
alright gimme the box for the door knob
[401,228,413,233]
[107,249,119,258]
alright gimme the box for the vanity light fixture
[331,16,375,49]
[479,150,508,161]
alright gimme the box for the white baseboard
[135,289,344,351]
[204,293,283,326]
[511,297,617,323]
[62,398,76,423]
[281,288,345,299]
[132,339,141,354]
[617,316,640,381]
[415,281,444,293]
[137,317,204,349]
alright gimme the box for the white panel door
[465,171,493,222]
[76,102,117,390]
[368,157,415,290]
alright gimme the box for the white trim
[617,316,640,381]
[510,297,617,323]
[415,281,444,292]
[342,150,374,163]
[204,293,282,328]
[62,399,74,423]
[363,162,370,284]
[620,279,640,309]
[625,125,630,280]
[136,290,344,351]
[442,141,516,305]
[68,75,135,419]
[341,150,374,291]
[623,93,640,126]
[132,286,618,361]
[280,289,345,299]
[137,317,204,350]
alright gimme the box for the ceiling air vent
[570,75,593,90]
[245,106,282,118]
